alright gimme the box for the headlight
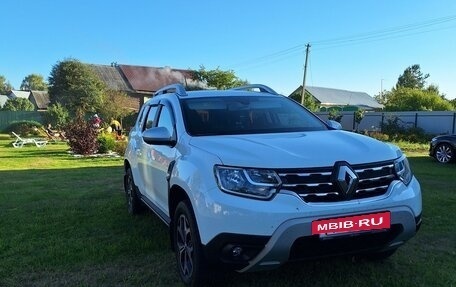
[214,165,281,199]
[394,155,413,185]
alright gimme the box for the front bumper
[240,206,420,272]
[202,207,421,272]
[198,178,422,272]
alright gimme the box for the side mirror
[327,120,342,130]
[143,126,176,146]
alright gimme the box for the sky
[1,0,456,99]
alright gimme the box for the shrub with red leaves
[64,115,99,155]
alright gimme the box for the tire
[124,168,143,215]
[435,143,454,163]
[174,201,208,286]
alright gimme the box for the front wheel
[174,201,208,286]
[435,143,454,163]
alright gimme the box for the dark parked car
[429,135,456,163]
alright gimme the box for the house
[290,85,383,110]
[29,90,50,111]
[89,64,202,111]
[0,94,8,108]
[2,64,203,112]
[8,90,31,99]
[89,64,140,111]
[5,90,49,111]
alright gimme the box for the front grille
[277,161,398,202]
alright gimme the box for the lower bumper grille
[289,224,403,260]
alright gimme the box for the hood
[189,130,400,168]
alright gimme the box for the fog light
[232,246,243,257]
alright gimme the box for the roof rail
[230,84,278,95]
[154,83,188,97]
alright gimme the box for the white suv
[124,84,422,286]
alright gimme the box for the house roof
[89,64,132,91]
[0,95,8,107]
[119,65,196,92]
[29,90,50,110]
[292,86,383,109]
[9,90,31,99]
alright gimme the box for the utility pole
[301,43,311,106]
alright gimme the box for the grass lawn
[0,134,455,286]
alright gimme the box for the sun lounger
[11,132,48,148]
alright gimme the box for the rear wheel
[174,201,208,286]
[124,168,143,214]
[435,143,454,163]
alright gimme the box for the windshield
[181,96,328,136]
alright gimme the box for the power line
[313,15,456,46]
[313,24,456,52]
[228,14,456,71]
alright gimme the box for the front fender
[169,147,222,230]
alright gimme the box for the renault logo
[331,162,359,200]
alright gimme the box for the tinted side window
[137,105,149,131]
[144,106,159,131]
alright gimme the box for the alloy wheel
[436,144,453,163]
[176,213,194,280]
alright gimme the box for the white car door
[137,105,159,198]
[143,103,177,216]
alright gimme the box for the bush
[97,133,116,154]
[381,116,431,144]
[64,115,99,155]
[6,120,43,136]
[368,132,390,142]
[113,140,128,156]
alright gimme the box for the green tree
[289,89,319,112]
[396,64,429,89]
[354,109,365,131]
[193,66,248,89]
[97,89,134,124]
[328,108,343,122]
[450,98,456,109]
[43,103,70,128]
[0,75,13,94]
[2,97,35,111]
[374,90,391,105]
[20,74,48,91]
[385,87,453,111]
[48,59,105,115]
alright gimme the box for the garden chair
[41,127,66,142]
[11,132,48,148]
